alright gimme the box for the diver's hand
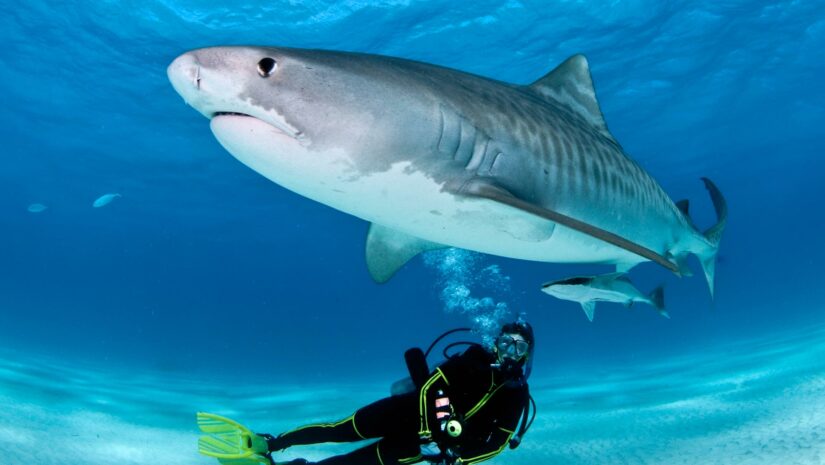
[420,442,457,464]
[443,447,461,465]
[424,447,460,465]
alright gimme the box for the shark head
[167,46,443,209]
[541,276,593,300]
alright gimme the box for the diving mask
[496,335,529,360]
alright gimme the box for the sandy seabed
[1,327,823,465]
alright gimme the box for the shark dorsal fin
[528,54,616,144]
[675,199,690,216]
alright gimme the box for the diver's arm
[454,427,514,465]
[455,388,527,465]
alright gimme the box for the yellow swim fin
[197,412,271,465]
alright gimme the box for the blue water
[1,1,824,463]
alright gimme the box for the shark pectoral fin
[581,301,596,322]
[459,179,679,273]
[366,223,446,283]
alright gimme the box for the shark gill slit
[454,119,476,164]
[490,152,504,174]
[438,108,461,157]
[478,150,500,176]
[453,117,464,161]
[465,134,489,172]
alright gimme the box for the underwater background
[1,0,824,464]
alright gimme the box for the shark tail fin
[648,285,666,314]
[695,178,728,298]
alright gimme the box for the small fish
[92,193,121,208]
[542,272,667,322]
[27,203,47,213]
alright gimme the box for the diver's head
[493,321,535,380]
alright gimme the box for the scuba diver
[248,320,537,465]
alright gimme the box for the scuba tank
[390,347,430,395]
[390,327,471,395]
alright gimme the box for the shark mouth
[211,111,304,140]
[213,111,250,117]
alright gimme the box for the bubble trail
[423,248,514,346]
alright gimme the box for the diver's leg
[268,393,418,451]
[295,436,421,465]
[265,413,363,451]
[349,391,419,439]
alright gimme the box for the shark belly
[315,163,647,265]
[352,164,637,264]
[212,116,637,264]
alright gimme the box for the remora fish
[542,272,666,322]
[167,48,727,292]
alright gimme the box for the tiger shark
[167,47,727,293]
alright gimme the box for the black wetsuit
[272,345,529,465]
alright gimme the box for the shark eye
[257,57,277,77]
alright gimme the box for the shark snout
[167,53,201,101]
[168,52,222,120]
